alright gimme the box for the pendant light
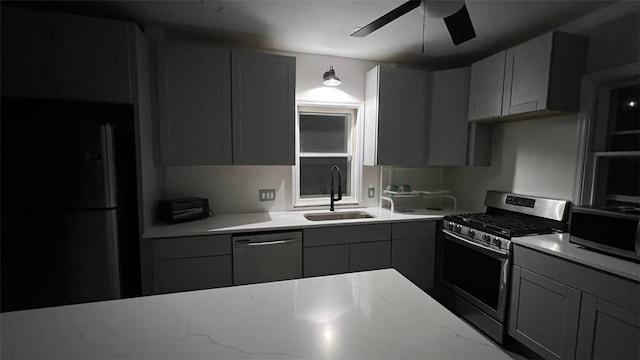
[323,65,342,86]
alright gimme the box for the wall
[164,53,385,214]
[443,3,640,211]
[443,115,580,211]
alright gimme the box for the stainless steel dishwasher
[232,231,302,285]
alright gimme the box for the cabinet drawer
[392,221,435,239]
[350,241,391,272]
[303,224,391,247]
[152,234,231,260]
[303,244,350,278]
[513,244,639,312]
[153,255,232,294]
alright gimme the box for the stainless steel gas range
[437,191,570,344]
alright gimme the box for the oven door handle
[443,229,510,259]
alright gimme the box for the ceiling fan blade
[443,3,476,45]
[350,0,422,37]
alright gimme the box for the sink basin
[304,211,375,221]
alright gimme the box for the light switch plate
[259,189,276,201]
[368,187,375,198]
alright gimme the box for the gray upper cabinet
[468,51,506,121]
[231,50,296,165]
[1,7,57,98]
[155,40,295,166]
[52,13,132,104]
[364,65,428,166]
[469,31,588,122]
[502,32,588,118]
[425,67,471,166]
[156,40,232,165]
[1,8,132,103]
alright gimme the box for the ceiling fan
[350,0,476,46]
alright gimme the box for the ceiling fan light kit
[323,65,342,86]
[350,0,476,46]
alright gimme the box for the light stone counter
[144,207,466,239]
[1,269,510,359]
[513,233,640,282]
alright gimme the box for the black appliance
[570,205,639,262]
[159,197,210,224]
[1,100,140,312]
[438,191,570,344]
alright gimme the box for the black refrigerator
[1,100,140,312]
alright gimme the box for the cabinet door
[576,294,640,359]
[1,7,57,98]
[502,33,552,116]
[468,51,506,121]
[53,13,132,103]
[153,255,232,294]
[376,66,427,166]
[508,266,581,359]
[349,241,391,272]
[157,41,232,165]
[425,68,470,166]
[391,221,436,291]
[303,244,349,277]
[232,51,295,165]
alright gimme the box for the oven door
[439,229,510,322]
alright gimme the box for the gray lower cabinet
[509,266,581,359]
[391,221,436,292]
[576,294,640,360]
[304,244,350,277]
[153,256,232,294]
[303,224,392,277]
[349,241,391,272]
[510,244,640,359]
[150,234,233,294]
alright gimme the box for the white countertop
[1,269,510,359]
[513,233,640,282]
[144,207,463,238]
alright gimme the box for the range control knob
[492,238,502,247]
[467,229,475,237]
[482,234,490,242]
[454,224,462,232]
[446,222,454,230]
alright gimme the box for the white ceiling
[24,0,618,67]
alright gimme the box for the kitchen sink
[304,211,375,221]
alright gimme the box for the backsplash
[164,165,382,214]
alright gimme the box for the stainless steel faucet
[330,165,342,211]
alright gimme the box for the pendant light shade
[323,65,342,86]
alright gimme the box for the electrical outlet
[259,189,276,202]
[368,187,375,198]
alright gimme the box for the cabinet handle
[235,239,300,248]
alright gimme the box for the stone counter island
[1,269,510,359]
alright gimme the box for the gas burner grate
[445,213,558,237]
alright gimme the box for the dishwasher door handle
[235,239,300,248]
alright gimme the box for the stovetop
[444,212,561,239]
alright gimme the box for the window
[294,103,362,207]
[581,75,640,207]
